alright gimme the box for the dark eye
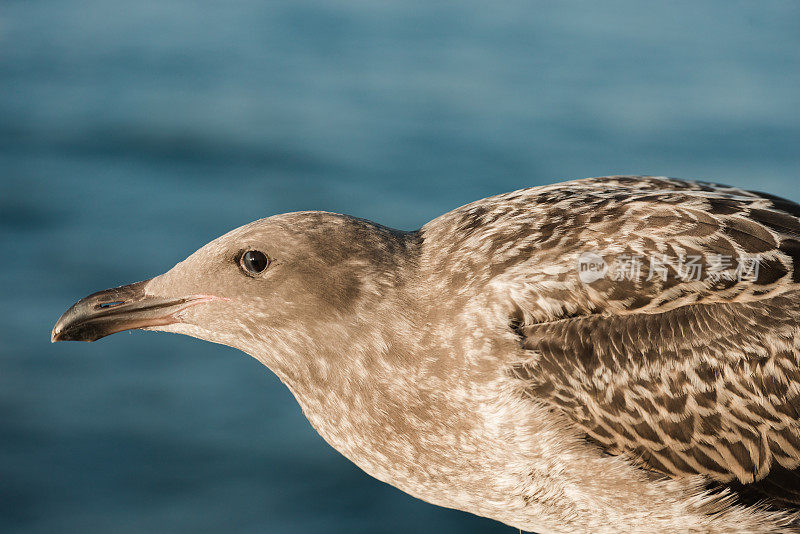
[240,250,269,274]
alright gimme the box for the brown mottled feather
[515,297,800,484]
[487,176,800,509]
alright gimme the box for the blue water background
[2,1,799,532]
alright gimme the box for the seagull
[52,176,800,533]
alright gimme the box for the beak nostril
[96,301,125,310]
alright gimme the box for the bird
[52,175,800,533]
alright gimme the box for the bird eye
[240,250,270,274]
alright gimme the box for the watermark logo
[577,251,607,284]
[576,252,762,284]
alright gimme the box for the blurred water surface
[1,1,799,533]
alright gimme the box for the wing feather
[458,176,800,509]
[513,295,800,485]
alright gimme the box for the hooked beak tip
[51,280,229,344]
[51,279,162,343]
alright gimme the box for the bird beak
[51,279,218,342]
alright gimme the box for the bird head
[52,212,415,376]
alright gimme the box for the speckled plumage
[55,176,800,533]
